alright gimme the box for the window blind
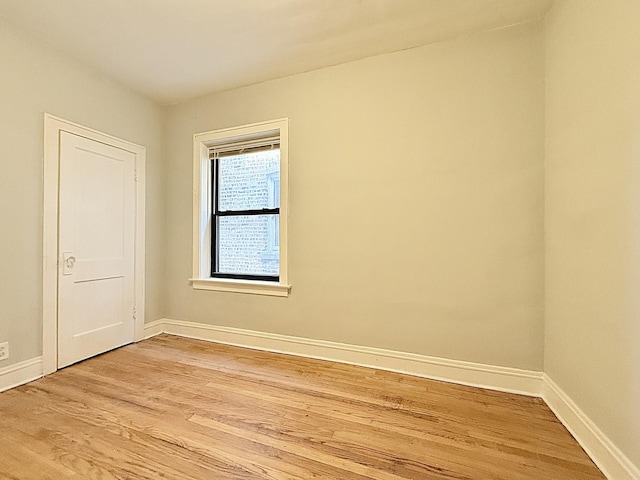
[209,135,280,159]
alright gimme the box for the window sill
[189,278,291,297]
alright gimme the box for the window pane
[217,215,279,276]
[218,150,280,211]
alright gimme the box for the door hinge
[133,306,137,320]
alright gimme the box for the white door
[57,131,136,368]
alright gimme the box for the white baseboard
[144,318,542,396]
[144,318,639,480]
[0,357,43,393]
[542,375,640,480]
[143,319,165,339]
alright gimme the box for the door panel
[58,131,136,368]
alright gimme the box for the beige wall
[0,20,165,367]
[545,0,640,468]
[164,22,545,370]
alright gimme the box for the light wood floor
[0,335,604,479]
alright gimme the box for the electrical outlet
[0,342,8,361]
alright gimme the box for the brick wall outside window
[217,150,279,275]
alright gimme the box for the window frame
[191,119,290,297]
[210,149,280,282]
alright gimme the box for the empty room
[0,0,638,478]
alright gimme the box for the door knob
[62,252,76,275]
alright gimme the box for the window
[191,119,290,296]
[212,143,280,280]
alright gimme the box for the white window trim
[191,118,290,297]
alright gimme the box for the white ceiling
[0,0,553,105]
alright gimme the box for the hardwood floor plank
[0,335,604,479]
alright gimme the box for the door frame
[42,114,146,375]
